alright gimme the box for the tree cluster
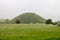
[45,19,57,25]
[45,19,60,26]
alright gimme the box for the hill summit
[10,13,46,24]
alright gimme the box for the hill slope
[10,13,46,24]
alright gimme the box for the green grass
[0,24,60,40]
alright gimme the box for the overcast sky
[0,0,60,22]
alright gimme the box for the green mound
[0,19,6,24]
[10,13,46,24]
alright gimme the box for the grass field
[0,24,60,40]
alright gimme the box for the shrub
[52,22,57,25]
[15,20,21,24]
[46,19,52,24]
[5,19,10,24]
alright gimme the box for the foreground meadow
[0,24,60,40]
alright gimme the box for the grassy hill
[0,19,6,22]
[10,13,46,24]
[0,19,10,24]
[0,19,6,24]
